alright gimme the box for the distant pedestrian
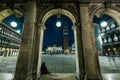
[41,62,50,75]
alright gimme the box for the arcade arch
[90,4,120,26]
[41,9,76,25]
[89,4,120,55]
[0,1,119,80]
[13,1,118,80]
[89,4,120,76]
[0,9,23,22]
[37,8,84,79]
[0,8,24,58]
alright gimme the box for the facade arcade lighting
[10,21,17,28]
[16,30,21,34]
[100,21,107,27]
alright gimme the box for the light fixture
[101,33,104,36]
[100,21,107,27]
[10,21,17,27]
[16,30,21,34]
[56,21,61,27]
[0,28,2,30]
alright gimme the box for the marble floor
[0,54,120,80]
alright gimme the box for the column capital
[92,23,98,26]
[38,23,46,30]
[79,3,89,7]
[72,23,80,31]
[27,0,37,3]
[75,22,80,26]
[72,26,76,31]
[91,23,99,29]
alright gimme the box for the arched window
[106,26,110,31]
[111,23,116,29]
[108,36,112,43]
[104,38,107,43]
[114,34,118,42]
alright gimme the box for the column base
[13,75,33,80]
[86,74,102,80]
[75,71,85,80]
[32,72,41,80]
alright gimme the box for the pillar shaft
[31,23,44,80]
[79,5,102,80]
[91,23,102,79]
[73,24,85,80]
[14,1,36,80]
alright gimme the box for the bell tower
[63,25,69,54]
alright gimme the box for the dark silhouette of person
[41,62,50,75]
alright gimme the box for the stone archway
[34,8,85,80]
[89,4,120,57]
[89,3,120,80]
[0,8,24,58]
[13,1,83,79]
[0,9,23,22]
[90,4,120,26]
[13,1,103,80]
[41,8,76,24]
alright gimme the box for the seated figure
[41,62,50,75]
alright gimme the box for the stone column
[14,1,36,80]
[79,4,102,80]
[91,23,102,79]
[31,23,45,80]
[91,23,97,54]
[72,23,85,80]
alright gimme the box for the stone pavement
[40,73,120,80]
[102,73,120,80]
[98,56,120,73]
[40,73,76,80]
[0,73,14,80]
[0,56,17,73]
[0,73,120,80]
[41,54,76,73]
[0,54,120,80]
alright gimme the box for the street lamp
[100,21,107,27]
[10,21,17,28]
[56,21,61,27]
[16,30,21,34]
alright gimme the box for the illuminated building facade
[99,18,120,56]
[70,43,75,54]
[0,22,21,57]
[45,44,63,54]
[0,0,120,80]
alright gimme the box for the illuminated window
[106,26,110,31]
[108,36,112,43]
[111,24,115,28]
[114,34,118,41]
[104,38,107,43]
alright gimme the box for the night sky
[43,15,74,48]
[2,14,113,49]
[2,14,74,48]
[93,14,112,24]
[2,15,24,34]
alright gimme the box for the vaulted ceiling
[0,0,119,5]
